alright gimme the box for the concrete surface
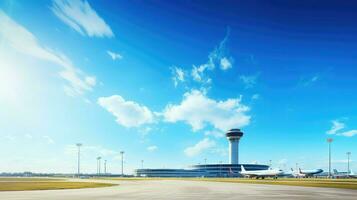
[0,179,357,200]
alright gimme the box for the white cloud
[184,138,216,157]
[204,130,224,138]
[240,74,259,88]
[163,90,250,132]
[326,120,357,137]
[189,31,233,85]
[251,94,260,100]
[220,57,232,70]
[107,50,122,61]
[301,74,320,87]
[139,127,153,136]
[4,135,15,141]
[340,130,357,137]
[0,10,96,97]
[98,95,154,128]
[171,66,185,87]
[147,145,158,152]
[326,120,345,135]
[191,63,214,83]
[51,0,114,38]
[43,136,55,144]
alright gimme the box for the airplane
[240,165,284,179]
[288,168,323,178]
[333,169,357,178]
[298,168,323,177]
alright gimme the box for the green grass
[0,178,116,191]
[0,177,65,182]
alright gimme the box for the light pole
[141,160,144,169]
[76,143,82,177]
[97,157,101,175]
[104,160,107,175]
[327,138,333,178]
[296,163,298,172]
[269,160,272,168]
[347,152,351,174]
[120,151,125,176]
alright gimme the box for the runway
[1,179,357,200]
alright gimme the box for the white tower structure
[226,129,244,164]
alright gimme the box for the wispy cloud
[147,145,158,152]
[171,66,185,87]
[24,134,33,139]
[43,136,55,144]
[0,10,96,97]
[4,135,16,141]
[98,95,155,128]
[51,0,114,38]
[326,119,357,137]
[170,30,233,89]
[300,74,320,87]
[190,30,233,85]
[251,94,260,100]
[107,50,122,61]
[340,130,357,137]
[163,90,250,132]
[240,73,260,89]
[184,138,216,157]
[220,57,232,70]
[326,120,345,135]
[204,129,224,138]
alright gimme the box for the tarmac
[1,179,357,200]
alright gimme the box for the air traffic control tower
[226,128,243,164]
[135,128,269,177]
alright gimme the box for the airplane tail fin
[241,165,246,172]
[291,168,294,172]
[350,169,355,175]
[299,168,302,173]
[333,169,338,174]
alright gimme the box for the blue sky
[0,0,356,174]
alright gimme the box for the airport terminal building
[135,129,269,177]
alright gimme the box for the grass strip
[0,181,116,191]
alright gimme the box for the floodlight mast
[120,151,125,176]
[327,138,333,178]
[76,143,82,177]
[104,160,107,174]
[347,152,351,174]
[97,157,102,175]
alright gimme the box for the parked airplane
[288,168,323,177]
[333,169,357,178]
[298,168,323,177]
[240,165,284,179]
